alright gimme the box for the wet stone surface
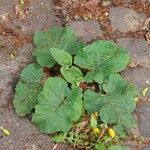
[109,7,146,33]
[68,20,103,43]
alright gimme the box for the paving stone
[67,20,103,43]
[137,105,150,138]
[143,147,150,150]
[109,7,146,32]
[117,38,150,69]
[0,0,59,36]
[122,68,150,98]
[0,43,33,107]
[13,0,56,35]
[0,108,68,150]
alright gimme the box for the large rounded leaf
[20,63,44,83]
[74,41,130,82]
[33,47,55,68]
[13,63,44,116]
[84,74,137,136]
[32,77,83,133]
[13,82,42,117]
[33,27,85,67]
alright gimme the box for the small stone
[109,7,146,32]
[143,147,150,150]
[117,38,150,68]
[67,20,103,43]
[137,105,150,138]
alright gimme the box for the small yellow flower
[108,128,115,138]
[93,127,100,134]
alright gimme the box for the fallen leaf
[142,87,149,96]
[10,53,15,59]
[84,0,100,12]
[0,126,10,136]
[15,4,26,19]
[19,0,26,5]
[52,143,58,150]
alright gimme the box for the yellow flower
[93,127,100,134]
[108,128,115,138]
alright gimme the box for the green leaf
[13,81,42,117]
[52,133,66,143]
[50,48,72,67]
[33,27,85,67]
[108,145,129,150]
[60,66,83,86]
[20,63,44,83]
[84,74,137,135]
[113,123,127,137]
[84,69,103,84]
[74,40,129,81]
[32,77,83,133]
[33,47,55,68]
[13,64,44,116]
[84,90,105,115]
[95,143,106,150]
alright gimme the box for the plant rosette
[13,27,138,150]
